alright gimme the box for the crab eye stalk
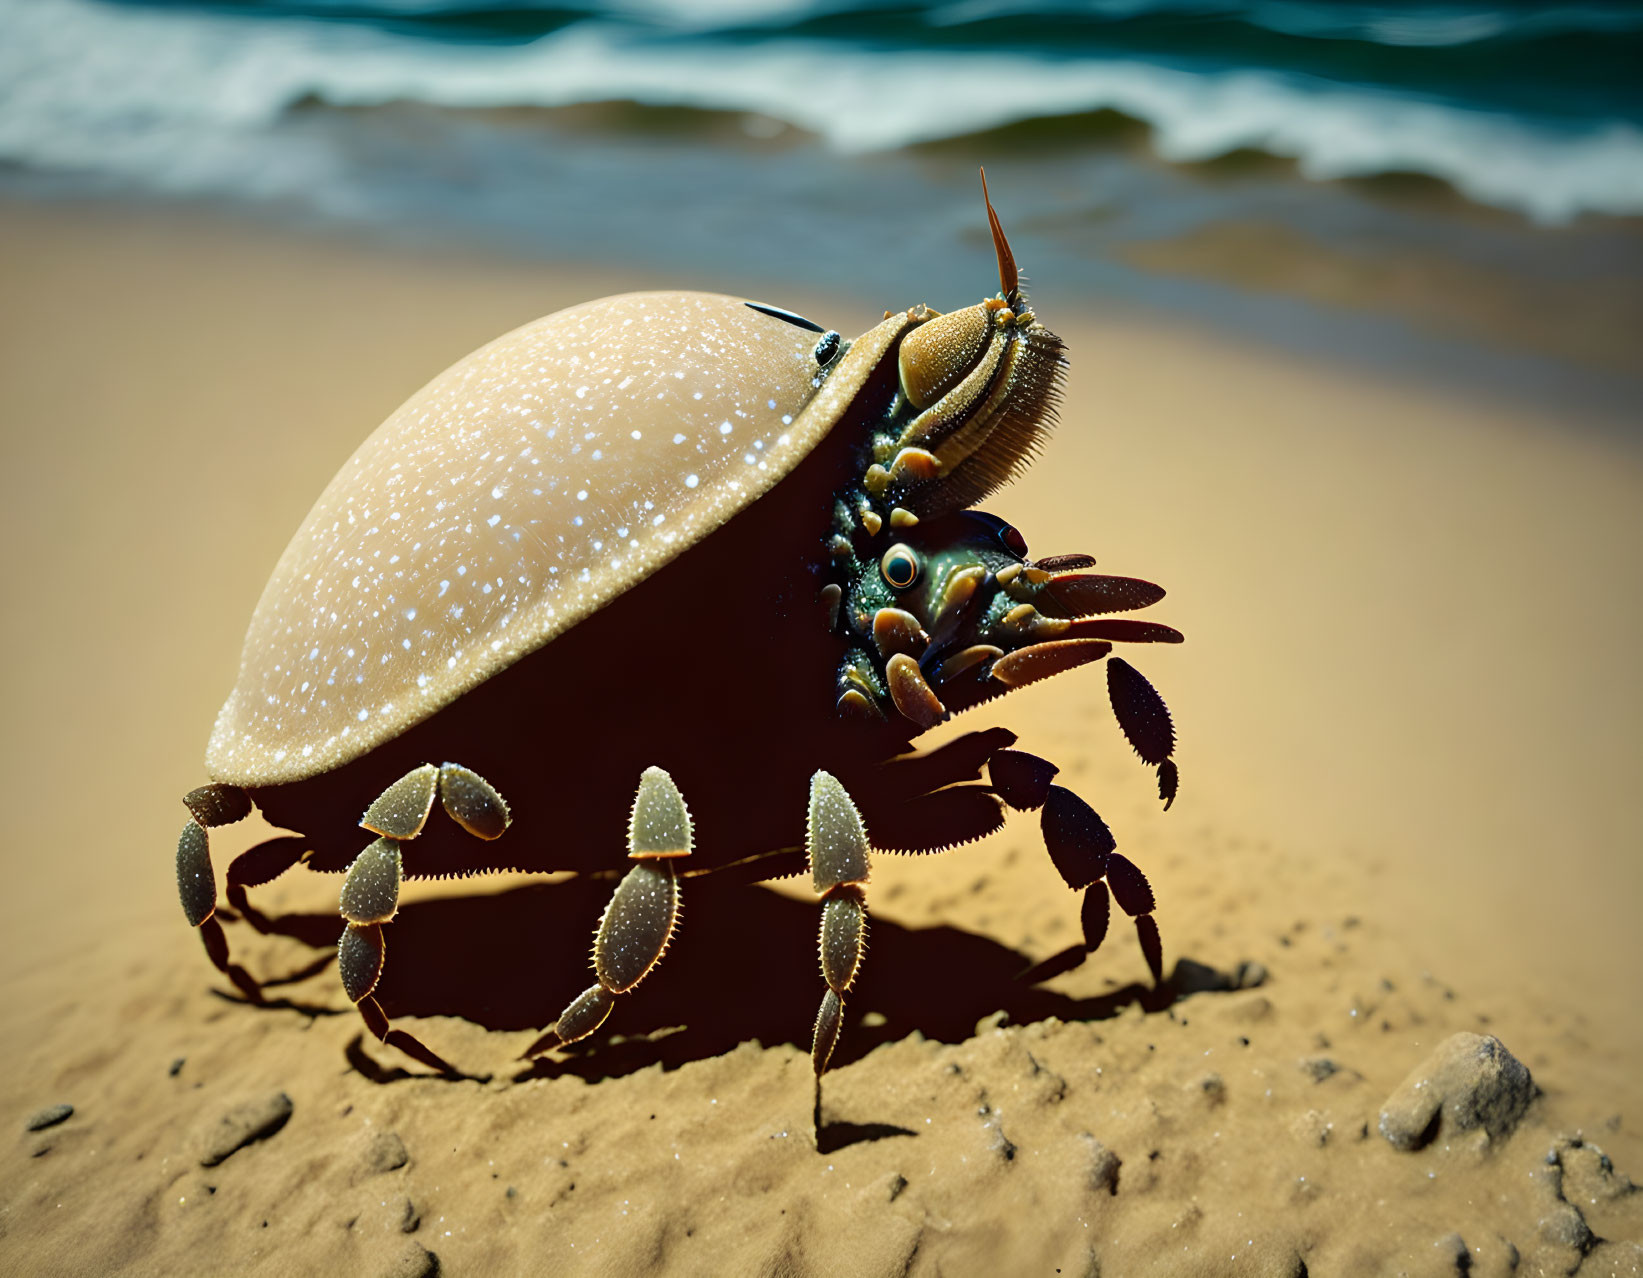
[880,545,920,590]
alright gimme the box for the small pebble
[974,1010,1010,1035]
[1079,1133,1121,1195]
[169,1058,186,1078]
[362,1131,409,1175]
[1432,1232,1469,1272]
[1558,1137,1636,1203]
[391,1194,421,1234]
[1536,1202,1594,1252]
[200,1092,294,1166]
[1300,1057,1340,1083]
[377,1240,439,1278]
[25,1105,73,1132]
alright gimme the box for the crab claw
[1031,552,1097,573]
[1060,619,1184,645]
[991,638,1112,689]
[1035,574,1166,619]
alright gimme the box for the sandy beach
[1,198,1639,1275]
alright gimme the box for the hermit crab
[175,174,1182,1091]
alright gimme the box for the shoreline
[5,146,1640,438]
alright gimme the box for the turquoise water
[3,0,1640,418]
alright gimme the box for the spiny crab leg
[523,767,693,1060]
[176,782,262,1002]
[988,749,1166,984]
[807,770,873,1138]
[338,761,512,1074]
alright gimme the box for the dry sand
[1,199,1639,1275]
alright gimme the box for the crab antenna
[980,167,1019,304]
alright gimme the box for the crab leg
[175,782,263,1002]
[336,761,511,1073]
[1106,657,1180,809]
[219,835,312,939]
[989,751,1166,984]
[806,771,872,1134]
[524,767,692,1058]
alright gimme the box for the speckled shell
[208,292,908,787]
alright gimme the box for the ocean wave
[919,0,1643,48]
[166,0,1643,48]
[3,0,1641,223]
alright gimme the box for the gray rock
[199,1092,294,1166]
[363,1131,409,1175]
[1300,1057,1340,1083]
[25,1104,73,1132]
[1378,1033,1536,1152]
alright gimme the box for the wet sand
[1,199,1639,1275]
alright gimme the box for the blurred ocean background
[4,0,1641,416]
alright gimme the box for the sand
[1,199,1639,1276]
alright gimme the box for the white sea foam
[3,0,1641,224]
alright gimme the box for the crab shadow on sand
[225,873,1206,1108]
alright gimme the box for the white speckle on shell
[207,292,835,786]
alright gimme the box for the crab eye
[880,545,920,590]
[1000,522,1029,558]
[813,331,841,366]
